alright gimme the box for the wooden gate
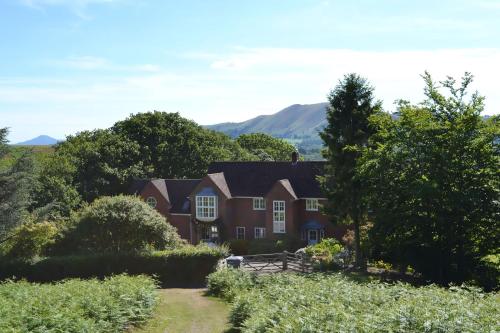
[239,251,313,273]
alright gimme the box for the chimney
[291,151,299,164]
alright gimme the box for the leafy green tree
[53,129,145,202]
[112,111,253,178]
[360,72,499,285]
[236,133,296,161]
[0,128,34,238]
[65,195,182,253]
[319,74,382,268]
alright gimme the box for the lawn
[132,288,233,333]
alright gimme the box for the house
[130,153,348,246]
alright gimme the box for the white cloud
[18,0,121,18]
[1,47,499,142]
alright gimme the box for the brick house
[130,154,347,246]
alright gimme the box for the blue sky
[1,0,499,142]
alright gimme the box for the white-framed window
[146,196,157,208]
[196,196,217,221]
[236,227,245,240]
[252,197,266,210]
[306,199,319,211]
[273,200,285,233]
[254,227,266,239]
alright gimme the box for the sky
[1,0,500,143]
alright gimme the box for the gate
[239,251,313,273]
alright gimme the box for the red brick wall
[264,182,297,239]
[227,198,266,240]
[139,182,171,216]
[167,214,191,242]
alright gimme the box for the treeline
[0,113,296,236]
[320,72,499,289]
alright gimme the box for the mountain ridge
[15,135,60,146]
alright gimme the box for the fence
[239,251,313,273]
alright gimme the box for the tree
[112,111,253,178]
[52,129,145,202]
[65,195,182,253]
[360,72,499,285]
[319,74,382,268]
[236,133,296,161]
[0,128,34,238]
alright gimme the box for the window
[196,196,217,221]
[253,197,266,210]
[146,196,157,208]
[306,199,319,211]
[254,227,266,239]
[236,227,245,240]
[273,200,285,233]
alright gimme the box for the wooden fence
[239,251,313,274]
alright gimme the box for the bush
[305,238,344,270]
[0,275,157,333]
[0,244,229,287]
[208,270,500,332]
[207,268,257,301]
[0,221,58,260]
[64,195,182,253]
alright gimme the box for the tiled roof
[164,179,201,213]
[207,161,326,198]
[207,172,232,198]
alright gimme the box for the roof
[129,178,200,214]
[164,179,201,213]
[207,161,326,198]
[207,172,232,198]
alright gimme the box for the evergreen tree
[319,74,382,268]
[0,128,34,238]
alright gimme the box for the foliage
[319,73,382,267]
[0,275,158,333]
[0,221,58,260]
[63,195,182,253]
[236,133,296,161]
[0,128,35,238]
[113,111,253,179]
[305,238,344,270]
[0,244,229,288]
[208,269,500,332]
[360,72,500,287]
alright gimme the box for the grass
[132,288,232,333]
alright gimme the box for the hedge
[0,245,228,287]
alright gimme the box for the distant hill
[16,135,60,146]
[207,103,328,138]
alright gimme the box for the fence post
[282,251,288,271]
[301,254,306,273]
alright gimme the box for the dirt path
[132,288,233,333]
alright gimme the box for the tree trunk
[353,218,365,270]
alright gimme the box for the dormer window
[306,199,319,211]
[146,196,157,208]
[196,196,217,221]
[252,197,265,210]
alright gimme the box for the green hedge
[0,275,157,333]
[0,245,228,288]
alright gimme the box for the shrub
[65,195,182,253]
[1,221,58,260]
[305,238,344,270]
[208,270,500,332]
[0,244,229,288]
[373,259,393,271]
[207,268,257,301]
[0,275,157,332]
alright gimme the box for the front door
[308,229,318,245]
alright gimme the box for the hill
[16,135,60,146]
[207,103,328,160]
[207,103,328,138]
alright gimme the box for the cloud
[2,47,499,142]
